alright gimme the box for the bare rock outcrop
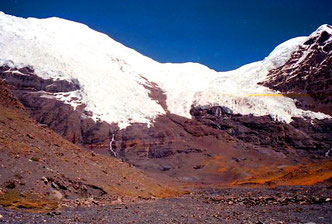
[260,25,332,115]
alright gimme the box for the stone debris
[206,194,332,207]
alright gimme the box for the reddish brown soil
[0,80,183,212]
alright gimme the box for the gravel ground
[0,186,331,224]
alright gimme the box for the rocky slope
[0,65,117,149]
[1,186,332,224]
[261,24,332,116]
[0,12,331,187]
[0,80,181,212]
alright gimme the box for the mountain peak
[315,24,332,33]
[0,13,330,129]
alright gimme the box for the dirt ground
[0,186,331,224]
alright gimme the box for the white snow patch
[40,90,83,109]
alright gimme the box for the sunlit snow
[0,12,330,128]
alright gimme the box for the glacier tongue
[0,12,330,129]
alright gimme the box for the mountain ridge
[0,12,330,130]
[0,12,331,189]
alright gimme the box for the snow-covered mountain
[262,24,332,116]
[0,12,330,129]
[0,12,332,185]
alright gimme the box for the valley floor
[0,186,331,224]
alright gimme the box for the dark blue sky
[1,0,332,71]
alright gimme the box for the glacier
[0,12,330,128]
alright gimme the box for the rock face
[1,63,332,185]
[0,80,183,211]
[0,65,80,93]
[260,25,332,116]
[191,106,332,158]
[0,66,118,150]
